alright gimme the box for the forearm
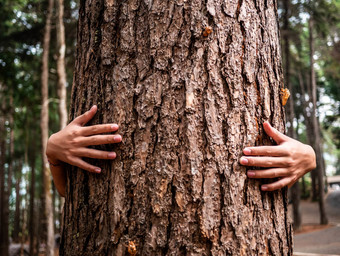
[49,161,66,197]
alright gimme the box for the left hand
[240,121,316,191]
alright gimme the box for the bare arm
[46,105,122,197]
[240,121,316,191]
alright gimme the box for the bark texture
[61,0,292,255]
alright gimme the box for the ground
[293,189,340,256]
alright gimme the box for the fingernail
[243,148,251,154]
[95,168,101,173]
[111,124,119,130]
[261,185,268,191]
[247,171,255,177]
[240,157,248,165]
[108,152,116,158]
[114,135,122,142]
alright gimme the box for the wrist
[47,157,63,167]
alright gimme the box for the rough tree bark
[308,18,328,225]
[40,0,55,254]
[61,0,293,255]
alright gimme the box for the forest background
[0,0,339,255]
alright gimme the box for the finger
[240,156,287,168]
[80,123,119,136]
[263,121,290,145]
[261,177,291,191]
[71,157,102,173]
[74,148,117,160]
[247,168,288,179]
[243,145,288,157]
[72,105,97,126]
[79,134,122,146]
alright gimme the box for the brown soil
[295,224,334,234]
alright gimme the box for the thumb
[263,121,289,144]
[72,105,97,126]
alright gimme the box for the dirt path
[293,190,340,255]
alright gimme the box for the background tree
[40,0,55,254]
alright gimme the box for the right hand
[46,105,122,173]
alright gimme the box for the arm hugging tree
[60,0,294,255]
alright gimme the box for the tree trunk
[13,172,22,243]
[282,0,301,231]
[56,0,68,130]
[61,1,293,255]
[0,85,8,256]
[20,177,29,255]
[56,0,68,233]
[308,18,328,225]
[41,0,55,254]
[6,90,14,242]
[297,70,315,200]
[29,139,37,256]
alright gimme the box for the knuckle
[267,185,275,191]
[247,158,254,165]
[279,181,285,188]
[273,169,277,178]
[107,136,112,143]
[65,154,73,162]
[69,129,78,138]
[286,149,293,157]
[286,159,294,167]
[265,149,272,155]
[291,175,298,184]
[68,148,76,154]
[70,137,79,145]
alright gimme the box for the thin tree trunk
[20,173,29,255]
[308,18,328,225]
[297,70,316,201]
[56,0,68,236]
[283,0,301,231]
[35,201,42,256]
[13,172,22,243]
[41,0,55,254]
[29,138,37,256]
[5,90,14,243]
[56,0,68,130]
[61,1,292,255]
[0,84,8,256]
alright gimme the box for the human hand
[240,121,316,191]
[46,105,122,173]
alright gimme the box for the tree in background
[56,0,68,130]
[279,0,302,230]
[40,0,55,254]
